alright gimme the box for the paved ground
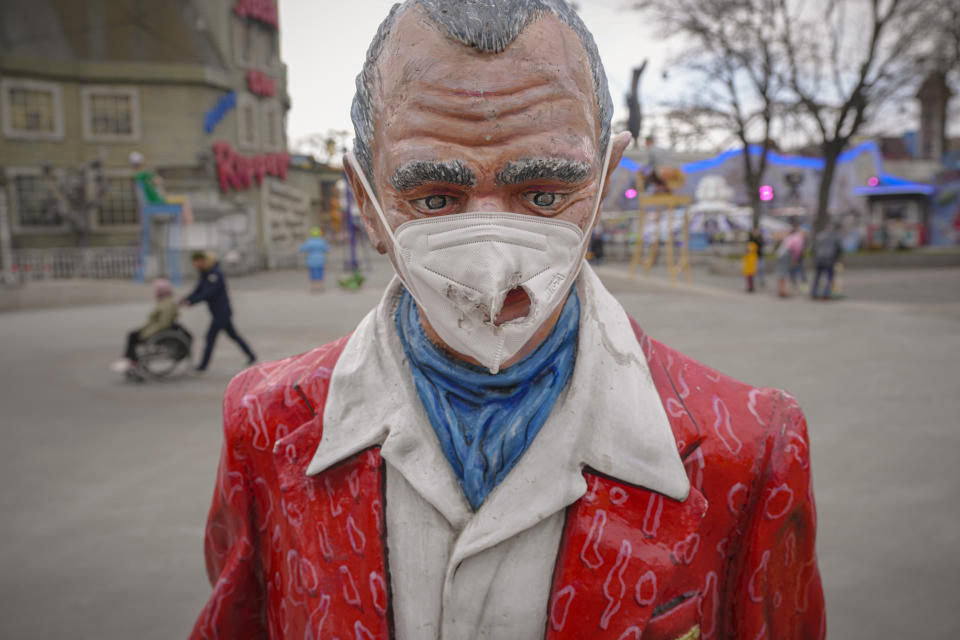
[1,259,958,639]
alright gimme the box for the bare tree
[293,130,351,165]
[636,0,788,226]
[41,160,107,247]
[658,106,735,153]
[777,0,942,233]
[933,0,960,75]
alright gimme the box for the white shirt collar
[306,263,689,554]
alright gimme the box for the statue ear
[601,131,632,202]
[344,159,388,254]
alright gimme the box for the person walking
[588,220,606,265]
[776,221,805,296]
[298,227,331,292]
[785,225,807,290]
[811,223,843,300]
[742,235,759,293]
[748,225,766,288]
[180,250,255,373]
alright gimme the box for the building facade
[0,0,337,281]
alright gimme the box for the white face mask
[347,143,612,374]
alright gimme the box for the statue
[626,60,648,148]
[191,2,824,638]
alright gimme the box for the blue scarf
[395,287,579,510]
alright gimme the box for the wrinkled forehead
[371,8,601,151]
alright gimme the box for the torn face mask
[346,143,611,373]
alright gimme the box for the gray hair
[351,0,613,180]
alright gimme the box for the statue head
[344,0,631,368]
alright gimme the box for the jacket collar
[305,264,690,552]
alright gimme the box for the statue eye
[531,192,556,207]
[424,195,448,210]
[524,190,568,211]
[411,193,459,214]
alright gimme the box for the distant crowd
[743,220,844,300]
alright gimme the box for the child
[299,227,331,292]
[743,237,759,293]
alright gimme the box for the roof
[679,140,886,174]
[0,0,225,69]
[854,173,935,197]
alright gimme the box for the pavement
[1,258,958,639]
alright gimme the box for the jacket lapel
[546,473,708,640]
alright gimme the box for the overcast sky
[278,0,676,154]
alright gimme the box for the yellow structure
[628,193,693,284]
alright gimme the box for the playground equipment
[628,190,693,284]
[133,183,183,285]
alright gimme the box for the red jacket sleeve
[726,400,826,639]
[190,378,268,639]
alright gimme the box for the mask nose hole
[493,286,532,326]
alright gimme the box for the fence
[9,247,141,281]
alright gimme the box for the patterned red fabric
[189,322,825,639]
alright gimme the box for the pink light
[867,176,879,187]
[759,185,774,202]
[625,188,638,199]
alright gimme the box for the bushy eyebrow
[388,160,477,192]
[495,157,592,186]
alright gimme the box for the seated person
[112,278,178,372]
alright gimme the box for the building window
[261,102,283,151]
[234,18,278,70]
[265,109,277,148]
[97,175,139,227]
[1,79,64,140]
[262,30,278,69]
[237,93,259,149]
[81,86,140,142]
[9,171,60,230]
[11,89,54,131]
[235,18,253,65]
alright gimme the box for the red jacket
[190,321,824,639]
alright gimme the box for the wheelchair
[128,324,193,381]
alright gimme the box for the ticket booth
[854,181,934,250]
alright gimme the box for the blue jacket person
[181,250,256,372]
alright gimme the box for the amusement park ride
[627,165,693,283]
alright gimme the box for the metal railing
[9,247,141,281]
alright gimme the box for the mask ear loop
[345,151,428,315]
[345,152,400,248]
[569,139,614,281]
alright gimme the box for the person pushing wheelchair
[180,250,256,374]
